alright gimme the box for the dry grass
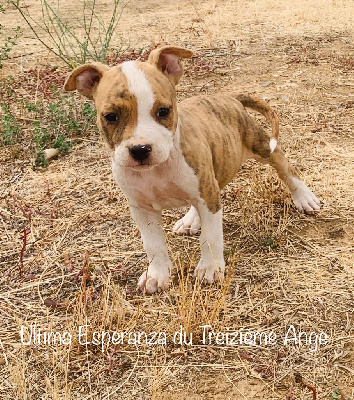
[1,0,354,399]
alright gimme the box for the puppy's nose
[129,144,152,161]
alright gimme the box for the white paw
[291,178,321,213]
[194,259,225,284]
[137,266,170,294]
[173,207,200,235]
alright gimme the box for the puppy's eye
[156,107,170,118]
[104,113,119,123]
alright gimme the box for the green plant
[0,4,22,68]
[53,134,74,153]
[10,0,127,67]
[260,237,279,249]
[32,120,49,149]
[31,102,75,165]
[1,104,22,145]
[30,90,97,166]
[34,151,48,167]
[0,69,97,165]
[24,101,39,112]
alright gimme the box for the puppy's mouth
[116,159,158,170]
[129,161,155,170]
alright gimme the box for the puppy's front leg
[130,206,172,293]
[194,201,225,284]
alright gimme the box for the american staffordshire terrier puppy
[64,45,321,293]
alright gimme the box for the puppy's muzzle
[129,144,152,162]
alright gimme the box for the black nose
[129,144,152,162]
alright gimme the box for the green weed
[34,151,48,168]
[1,104,22,145]
[0,69,97,166]
[30,92,96,166]
[260,237,279,250]
[53,134,74,153]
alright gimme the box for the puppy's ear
[147,45,193,84]
[63,62,110,100]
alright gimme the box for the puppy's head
[64,46,193,169]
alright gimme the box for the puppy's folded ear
[63,62,110,100]
[148,45,193,84]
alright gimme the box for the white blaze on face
[115,61,174,168]
[121,61,154,124]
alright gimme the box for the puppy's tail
[236,93,279,153]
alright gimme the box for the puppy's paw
[137,267,170,294]
[194,260,225,284]
[291,178,321,214]
[173,207,200,235]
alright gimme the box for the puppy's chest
[112,155,200,211]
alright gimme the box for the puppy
[64,45,321,293]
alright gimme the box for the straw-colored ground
[1,0,353,399]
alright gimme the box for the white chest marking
[112,125,200,211]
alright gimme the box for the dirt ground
[1,0,353,399]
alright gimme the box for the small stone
[43,148,60,160]
[260,81,272,87]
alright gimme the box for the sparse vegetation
[1,103,22,145]
[9,0,127,67]
[0,73,97,166]
[0,4,21,69]
[260,236,279,249]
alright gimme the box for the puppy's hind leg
[238,94,321,213]
[252,139,321,212]
[173,206,201,235]
[253,141,321,213]
[268,147,321,213]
